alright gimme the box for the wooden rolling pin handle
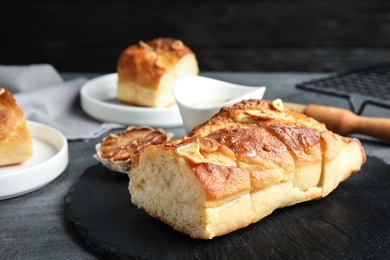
[305,104,390,142]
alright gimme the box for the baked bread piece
[117,37,199,107]
[0,88,33,166]
[128,99,366,239]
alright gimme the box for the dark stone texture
[65,156,390,259]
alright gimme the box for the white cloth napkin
[0,64,123,140]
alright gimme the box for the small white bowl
[173,76,266,133]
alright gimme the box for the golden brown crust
[174,99,326,199]
[191,163,250,201]
[134,99,364,202]
[129,98,366,239]
[207,126,295,191]
[264,122,323,166]
[117,37,198,107]
[0,88,33,166]
[0,88,24,139]
[118,38,193,89]
[189,99,326,136]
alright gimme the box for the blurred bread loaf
[0,88,33,166]
[117,37,199,108]
[128,99,366,239]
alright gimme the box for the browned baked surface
[118,38,194,88]
[117,37,199,107]
[129,99,366,239]
[0,88,33,166]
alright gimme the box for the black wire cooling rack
[296,64,390,115]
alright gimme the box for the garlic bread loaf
[0,88,33,166]
[128,99,366,239]
[117,37,199,108]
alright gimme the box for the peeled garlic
[177,143,205,163]
[272,98,284,112]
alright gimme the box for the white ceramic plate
[80,73,183,128]
[0,121,68,200]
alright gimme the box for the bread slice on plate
[128,99,366,239]
[117,37,199,108]
[0,88,33,166]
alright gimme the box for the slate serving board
[65,156,390,259]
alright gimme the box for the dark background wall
[2,0,390,73]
